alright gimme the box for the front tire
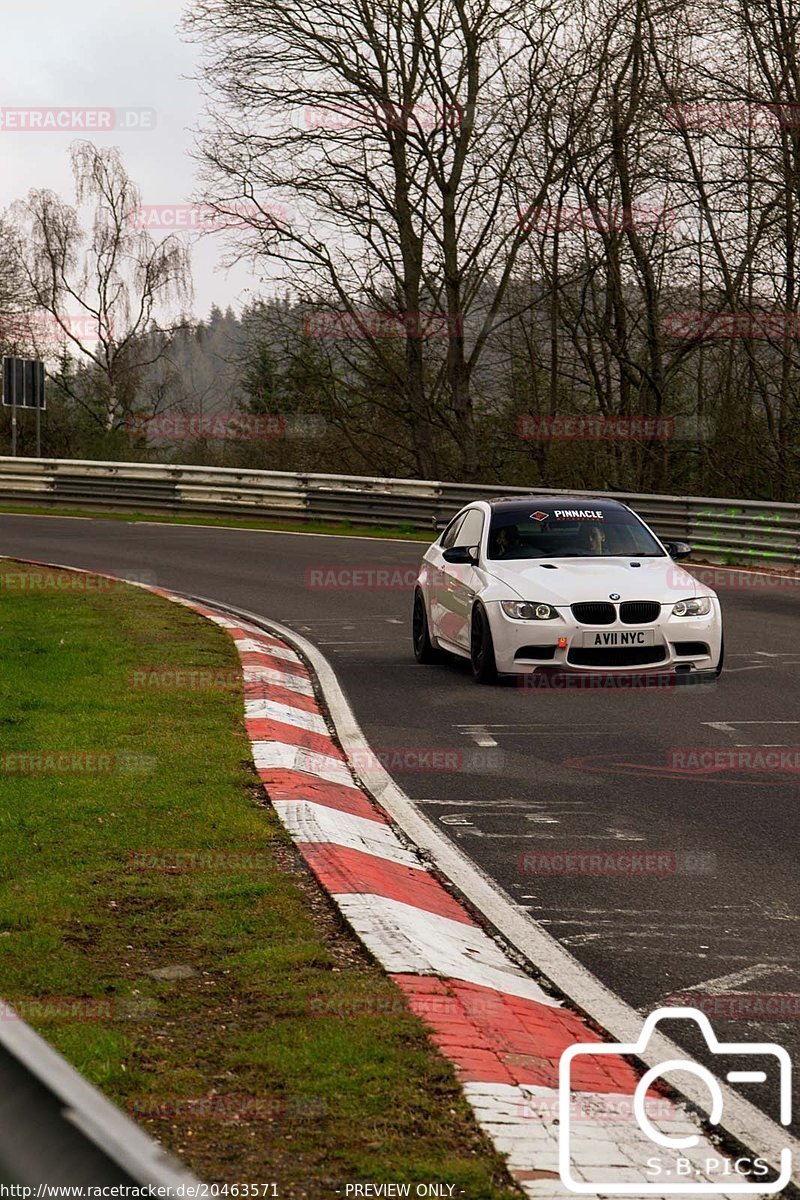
[470,603,498,684]
[412,589,437,663]
[714,634,724,677]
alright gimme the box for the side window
[440,513,465,550]
[454,508,485,551]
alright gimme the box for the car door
[444,508,486,650]
[426,511,465,642]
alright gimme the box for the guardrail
[0,456,798,567]
[0,1002,198,1188]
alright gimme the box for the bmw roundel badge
[609,593,621,600]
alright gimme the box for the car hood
[485,557,712,606]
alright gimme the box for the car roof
[485,496,627,513]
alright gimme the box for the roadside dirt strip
[163,594,779,1200]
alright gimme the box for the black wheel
[470,603,498,684]
[714,634,724,677]
[412,589,437,663]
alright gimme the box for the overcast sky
[1,0,262,320]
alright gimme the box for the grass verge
[0,561,520,1198]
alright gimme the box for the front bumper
[486,599,723,676]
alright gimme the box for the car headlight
[501,600,559,620]
[672,596,712,617]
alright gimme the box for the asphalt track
[2,512,798,1143]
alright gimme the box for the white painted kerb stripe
[336,894,560,1006]
[273,800,419,867]
[245,698,328,735]
[251,741,355,788]
[235,637,302,664]
[243,665,314,697]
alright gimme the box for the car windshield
[486,504,666,560]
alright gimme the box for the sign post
[2,357,46,456]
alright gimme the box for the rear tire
[470,603,498,684]
[412,589,437,663]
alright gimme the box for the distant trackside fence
[0,456,798,567]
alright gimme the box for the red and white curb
[3,559,789,1199]
[170,600,783,1200]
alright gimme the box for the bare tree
[12,141,192,432]
[184,0,579,479]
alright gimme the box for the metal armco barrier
[0,455,799,566]
[0,1005,198,1188]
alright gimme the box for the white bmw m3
[412,497,723,683]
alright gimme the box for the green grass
[0,502,433,541]
[0,562,520,1196]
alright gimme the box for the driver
[582,523,605,555]
[494,523,523,558]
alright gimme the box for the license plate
[579,629,655,648]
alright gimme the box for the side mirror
[443,545,478,565]
[666,541,692,560]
